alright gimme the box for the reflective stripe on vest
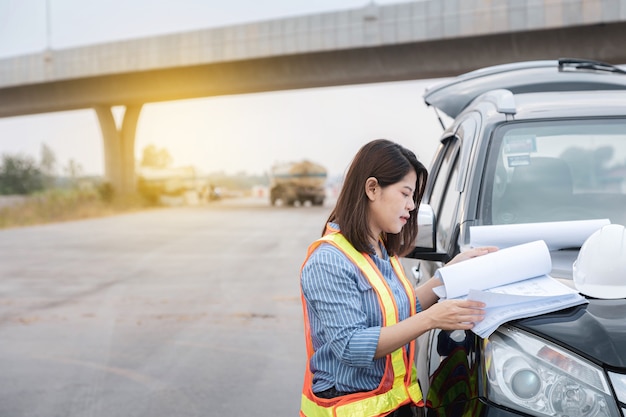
[300,232,423,417]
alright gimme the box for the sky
[0,0,448,178]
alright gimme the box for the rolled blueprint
[470,219,610,250]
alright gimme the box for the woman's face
[367,169,417,238]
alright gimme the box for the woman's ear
[365,177,378,201]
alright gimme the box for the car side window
[427,137,460,251]
[437,152,461,251]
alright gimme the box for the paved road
[0,197,336,417]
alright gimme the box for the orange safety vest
[299,232,424,417]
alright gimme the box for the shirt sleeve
[301,244,380,368]
[415,296,423,314]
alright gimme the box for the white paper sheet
[470,293,587,338]
[434,240,551,299]
[469,219,610,250]
[432,240,588,338]
[467,275,579,306]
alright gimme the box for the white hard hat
[573,224,626,299]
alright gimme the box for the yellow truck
[269,160,327,206]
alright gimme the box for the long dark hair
[325,139,428,257]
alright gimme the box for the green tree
[140,144,173,169]
[0,154,44,195]
[40,143,57,176]
[63,159,84,187]
[40,143,57,189]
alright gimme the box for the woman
[299,139,496,417]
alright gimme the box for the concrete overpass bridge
[1,0,625,194]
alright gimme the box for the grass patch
[0,188,152,229]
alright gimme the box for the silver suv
[410,59,626,417]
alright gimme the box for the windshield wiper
[559,58,626,75]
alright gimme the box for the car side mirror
[409,203,449,262]
[416,203,436,250]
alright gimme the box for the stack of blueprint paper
[433,239,588,338]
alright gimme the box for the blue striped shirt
[301,235,422,393]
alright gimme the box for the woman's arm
[416,246,499,310]
[375,298,485,358]
[374,246,498,358]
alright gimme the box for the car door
[414,116,484,411]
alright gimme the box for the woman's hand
[422,299,486,331]
[446,246,498,266]
[377,299,486,357]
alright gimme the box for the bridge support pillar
[94,104,143,196]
